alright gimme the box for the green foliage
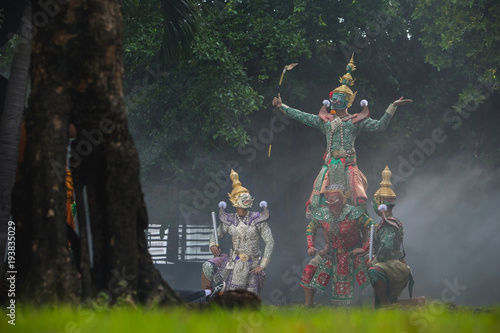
[413,0,500,75]
[158,0,203,63]
[124,0,312,184]
[0,36,17,76]
[122,0,500,185]
[123,0,164,75]
[411,0,500,162]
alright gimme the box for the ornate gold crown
[331,53,357,108]
[373,166,396,206]
[228,169,250,206]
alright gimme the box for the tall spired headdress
[373,166,396,208]
[228,169,250,206]
[329,53,358,108]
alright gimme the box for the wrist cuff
[386,104,397,115]
[260,258,270,269]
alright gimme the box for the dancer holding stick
[201,170,274,296]
[368,166,425,308]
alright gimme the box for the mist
[144,111,500,307]
[396,155,500,306]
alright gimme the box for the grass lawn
[2,303,499,332]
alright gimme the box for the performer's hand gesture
[210,245,221,257]
[272,93,282,108]
[350,247,366,257]
[392,96,413,107]
[307,247,317,256]
[250,266,264,274]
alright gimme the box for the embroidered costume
[276,55,399,214]
[202,170,274,295]
[300,163,374,303]
[368,166,414,308]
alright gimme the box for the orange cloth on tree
[65,169,75,229]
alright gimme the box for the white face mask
[236,193,254,209]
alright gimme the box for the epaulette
[342,106,370,124]
[218,208,269,225]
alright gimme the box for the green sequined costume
[368,217,413,308]
[300,191,374,302]
[278,104,397,213]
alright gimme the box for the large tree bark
[18,0,80,303]
[0,2,30,265]
[15,0,181,305]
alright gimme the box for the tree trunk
[16,0,181,305]
[17,0,80,303]
[0,2,30,264]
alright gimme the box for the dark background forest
[1,0,499,306]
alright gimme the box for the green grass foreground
[2,303,499,332]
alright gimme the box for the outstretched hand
[272,93,282,108]
[393,96,413,107]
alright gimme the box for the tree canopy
[123,0,499,190]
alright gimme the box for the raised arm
[272,93,326,131]
[356,97,412,133]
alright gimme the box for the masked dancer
[300,162,374,305]
[272,54,412,216]
[201,170,274,296]
[368,166,425,308]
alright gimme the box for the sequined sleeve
[357,213,374,229]
[258,221,274,268]
[280,105,327,133]
[354,106,394,134]
[209,222,229,248]
[306,219,323,249]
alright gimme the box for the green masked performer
[272,55,412,216]
[368,166,425,308]
[201,170,274,296]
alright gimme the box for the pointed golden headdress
[228,169,250,206]
[331,53,358,108]
[373,166,396,207]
